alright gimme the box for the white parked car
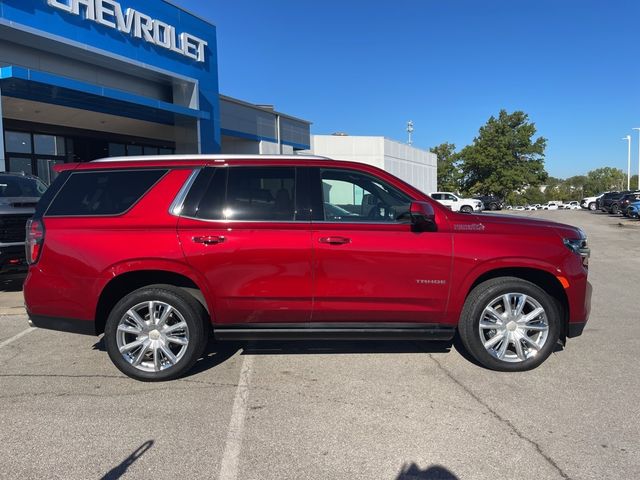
[543,202,560,210]
[513,205,525,211]
[580,194,603,211]
[525,205,537,211]
[429,192,483,213]
[565,201,580,210]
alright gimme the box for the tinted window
[320,169,412,222]
[46,170,166,216]
[196,167,296,221]
[194,168,227,220]
[0,175,47,198]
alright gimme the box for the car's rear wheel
[460,205,473,213]
[610,204,619,214]
[458,277,561,371]
[489,202,498,210]
[588,202,596,211]
[104,285,208,381]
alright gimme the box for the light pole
[633,128,640,189]
[406,120,414,146]
[623,135,631,190]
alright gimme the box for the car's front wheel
[460,205,473,213]
[104,285,208,381]
[588,202,596,211]
[458,277,561,371]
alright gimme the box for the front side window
[195,167,297,221]
[320,169,412,222]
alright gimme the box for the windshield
[0,175,48,198]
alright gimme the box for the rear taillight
[26,218,45,265]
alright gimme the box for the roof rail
[92,154,331,163]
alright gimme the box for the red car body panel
[26,157,591,337]
[310,222,453,323]
[177,218,313,325]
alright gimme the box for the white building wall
[307,135,385,169]
[383,138,437,194]
[304,135,437,194]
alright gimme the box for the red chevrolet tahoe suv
[23,156,591,381]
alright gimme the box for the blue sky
[178,0,639,179]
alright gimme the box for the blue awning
[0,66,209,126]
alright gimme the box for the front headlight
[563,237,590,267]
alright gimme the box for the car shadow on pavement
[396,462,459,479]
[188,338,454,378]
[93,337,455,378]
[240,339,452,356]
[99,440,154,480]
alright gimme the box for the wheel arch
[95,270,211,335]
[465,267,569,340]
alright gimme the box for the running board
[214,323,456,341]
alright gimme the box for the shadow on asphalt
[93,336,455,377]
[396,462,459,480]
[0,274,25,292]
[99,440,154,480]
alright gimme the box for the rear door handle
[193,235,225,245]
[319,236,351,245]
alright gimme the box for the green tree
[630,174,639,190]
[458,110,548,198]
[430,142,461,192]
[583,167,626,195]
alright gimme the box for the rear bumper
[27,312,95,336]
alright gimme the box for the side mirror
[410,201,437,232]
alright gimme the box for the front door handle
[319,236,351,245]
[193,235,225,245]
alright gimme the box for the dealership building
[0,0,311,182]
[0,0,435,194]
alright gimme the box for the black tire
[460,205,473,214]
[458,277,561,372]
[104,284,208,381]
[489,202,498,211]
[610,204,619,215]
[588,202,596,211]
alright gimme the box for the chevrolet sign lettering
[47,0,208,63]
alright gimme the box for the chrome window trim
[175,215,408,226]
[169,168,202,217]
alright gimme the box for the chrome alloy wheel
[478,293,549,363]
[115,301,190,372]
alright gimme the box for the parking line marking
[0,327,35,349]
[218,354,254,480]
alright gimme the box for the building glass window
[4,131,32,154]
[108,143,126,157]
[34,135,65,155]
[7,157,33,175]
[127,145,143,156]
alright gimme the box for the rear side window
[46,170,167,216]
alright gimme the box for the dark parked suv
[473,195,504,211]
[0,173,47,273]
[24,156,591,381]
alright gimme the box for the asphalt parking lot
[0,210,638,480]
